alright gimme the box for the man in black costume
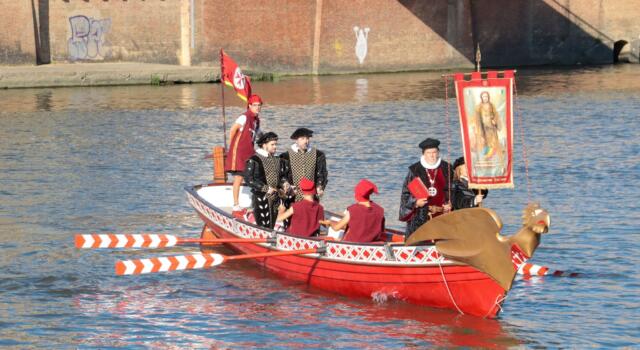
[399,138,454,236]
[244,132,287,229]
[280,127,328,203]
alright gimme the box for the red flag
[220,49,252,102]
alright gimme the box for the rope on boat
[444,75,452,203]
[437,259,464,315]
[484,294,508,318]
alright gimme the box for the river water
[1,65,639,348]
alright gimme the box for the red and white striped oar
[75,233,270,249]
[518,262,580,277]
[115,248,319,275]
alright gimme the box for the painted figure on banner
[465,88,507,177]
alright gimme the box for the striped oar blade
[115,248,319,276]
[115,253,225,275]
[75,234,178,249]
[75,233,270,249]
[518,262,580,277]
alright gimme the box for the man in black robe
[244,132,288,229]
[399,138,454,236]
[280,127,328,202]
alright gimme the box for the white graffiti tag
[354,26,370,64]
[68,15,112,61]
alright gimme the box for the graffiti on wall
[353,26,370,64]
[68,15,112,61]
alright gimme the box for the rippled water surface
[1,65,639,348]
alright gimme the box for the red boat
[185,183,538,318]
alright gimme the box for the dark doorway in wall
[613,40,628,63]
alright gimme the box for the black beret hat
[453,156,465,170]
[256,132,278,146]
[290,127,314,139]
[419,138,440,151]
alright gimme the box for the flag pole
[475,43,481,72]
[220,48,227,150]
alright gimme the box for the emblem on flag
[220,49,252,102]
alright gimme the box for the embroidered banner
[220,49,252,102]
[454,70,514,189]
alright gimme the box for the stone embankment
[0,63,220,89]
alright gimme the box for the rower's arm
[321,211,349,231]
[276,207,294,223]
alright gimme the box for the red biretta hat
[299,177,316,195]
[247,94,263,105]
[354,179,378,202]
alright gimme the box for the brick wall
[0,1,37,64]
[1,0,639,70]
[195,0,316,73]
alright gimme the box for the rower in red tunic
[321,179,385,243]
[225,94,263,215]
[276,178,325,237]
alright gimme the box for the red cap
[299,177,316,195]
[247,94,263,105]
[354,179,378,202]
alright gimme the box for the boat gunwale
[185,183,462,268]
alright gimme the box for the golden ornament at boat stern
[405,203,551,291]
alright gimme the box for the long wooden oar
[75,233,271,249]
[115,248,319,275]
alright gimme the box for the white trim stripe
[210,254,225,267]
[140,259,154,274]
[166,235,177,247]
[158,257,172,272]
[150,234,161,248]
[176,255,189,271]
[98,234,111,248]
[82,235,94,248]
[115,234,128,248]
[133,234,144,248]
[193,254,206,269]
[123,260,137,275]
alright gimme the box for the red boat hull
[187,185,507,318]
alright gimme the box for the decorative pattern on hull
[187,191,451,266]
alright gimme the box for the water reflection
[1,65,639,348]
[71,263,521,349]
[2,65,639,114]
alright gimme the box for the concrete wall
[1,0,639,70]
